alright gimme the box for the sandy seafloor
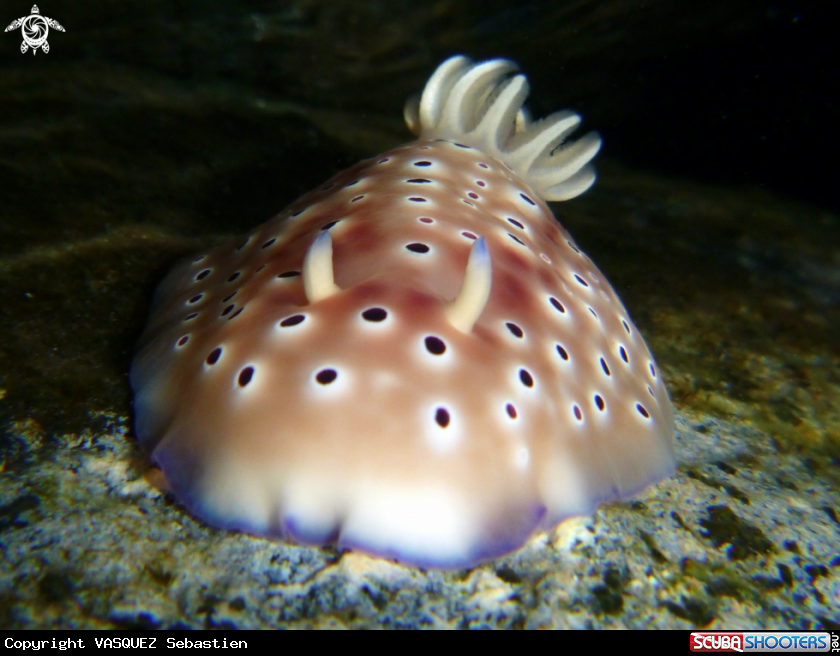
[1,0,839,629]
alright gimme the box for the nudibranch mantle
[131,56,676,569]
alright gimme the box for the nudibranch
[131,56,676,568]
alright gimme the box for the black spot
[567,240,580,253]
[351,195,364,202]
[362,307,388,322]
[619,346,629,363]
[463,200,475,207]
[276,270,301,280]
[549,297,566,314]
[221,304,235,316]
[320,221,338,231]
[413,161,432,167]
[462,231,477,240]
[206,347,222,365]
[454,143,471,149]
[292,209,306,217]
[280,314,306,327]
[506,322,523,338]
[622,319,631,334]
[519,193,536,206]
[177,335,189,347]
[262,238,276,249]
[227,272,240,283]
[346,180,360,187]
[468,192,479,199]
[478,163,489,169]
[406,243,430,253]
[649,363,657,378]
[236,238,250,251]
[435,407,450,428]
[506,403,517,419]
[425,336,446,355]
[556,344,569,360]
[588,307,598,319]
[184,313,198,321]
[574,274,589,287]
[419,217,434,223]
[507,218,524,229]
[316,369,338,385]
[378,158,390,164]
[238,367,254,387]
[195,269,211,281]
[600,358,611,376]
[222,291,237,302]
[192,255,206,263]
[476,180,486,187]
[595,395,605,411]
[648,386,655,396]
[408,197,427,203]
[228,308,243,321]
[636,403,650,418]
[573,405,583,421]
[519,369,534,387]
[188,294,203,304]
[407,179,432,184]
[508,233,525,245]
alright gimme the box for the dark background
[2,0,835,212]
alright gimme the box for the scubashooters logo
[690,632,834,653]
[5,5,65,54]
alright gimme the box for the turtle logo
[5,5,65,55]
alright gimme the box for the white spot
[514,446,530,470]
